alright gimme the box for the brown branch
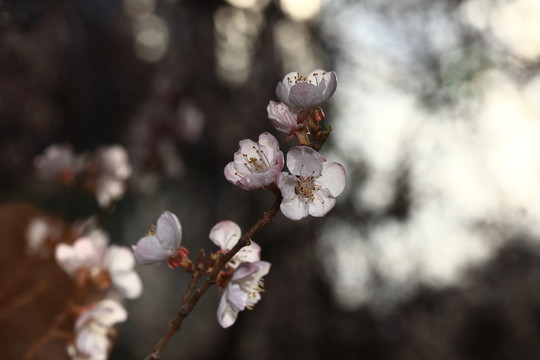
[22,300,74,360]
[144,190,282,360]
[0,267,58,322]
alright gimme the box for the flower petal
[286,146,323,178]
[55,238,104,276]
[209,220,241,251]
[225,283,248,312]
[217,293,239,328]
[111,271,143,299]
[308,188,336,218]
[280,196,309,221]
[267,101,299,135]
[231,261,260,281]
[105,246,135,272]
[156,211,182,251]
[316,161,346,197]
[132,236,170,265]
[234,241,261,264]
[288,82,325,111]
[277,172,298,201]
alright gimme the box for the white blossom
[56,237,142,299]
[224,132,284,190]
[217,261,270,328]
[70,299,127,360]
[275,69,337,112]
[209,220,260,269]
[132,211,182,265]
[278,146,346,220]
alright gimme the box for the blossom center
[295,176,322,204]
[242,144,270,174]
[286,71,327,86]
[241,277,265,310]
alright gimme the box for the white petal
[217,293,238,328]
[257,132,280,162]
[289,82,325,111]
[55,238,103,276]
[224,161,242,184]
[267,101,299,134]
[75,327,110,359]
[156,211,182,251]
[92,299,128,326]
[226,284,248,313]
[234,241,261,263]
[308,189,336,217]
[316,161,346,197]
[111,271,143,299]
[209,220,241,251]
[286,146,323,178]
[280,196,309,221]
[133,236,170,265]
[277,172,298,201]
[231,262,260,281]
[105,246,135,273]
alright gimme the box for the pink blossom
[132,211,183,265]
[70,299,127,360]
[277,146,346,220]
[209,220,260,269]
[217,261,270,328]
[56,237,142,299]
[267,100,303,140]
[275,69,337,112]
[224,132,284,190]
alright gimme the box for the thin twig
[22,300,73,360]
[145,190,282,360]
[0,267,58,322]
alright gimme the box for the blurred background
[2,0,540,359]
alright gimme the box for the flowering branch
[144,188,282,360]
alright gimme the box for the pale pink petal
[217,293,239,328]
[280,196,309,221]
[267,101,299,135]
[316,161,346,197]
[75,327,110,359]
[234,241,261,264]
[209,220,241,251]
[55,238,103,276]
[307,189,336,217]
[132,236,170,265]
[105,246,135,272]
[289,82,325,111]
[231,261,259,281]
[286,146,323,178]
[277,172,298,200]
[112,271,143,299]
[258,132,280,161]
[225,283,248,312]
[224,162,242,184]
[156,211,182,250]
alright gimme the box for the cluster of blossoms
[34,144,132,208]
[55,228,142,359]
[226,69,345,220]
[133,212,270,328]
[133,69,346,340]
